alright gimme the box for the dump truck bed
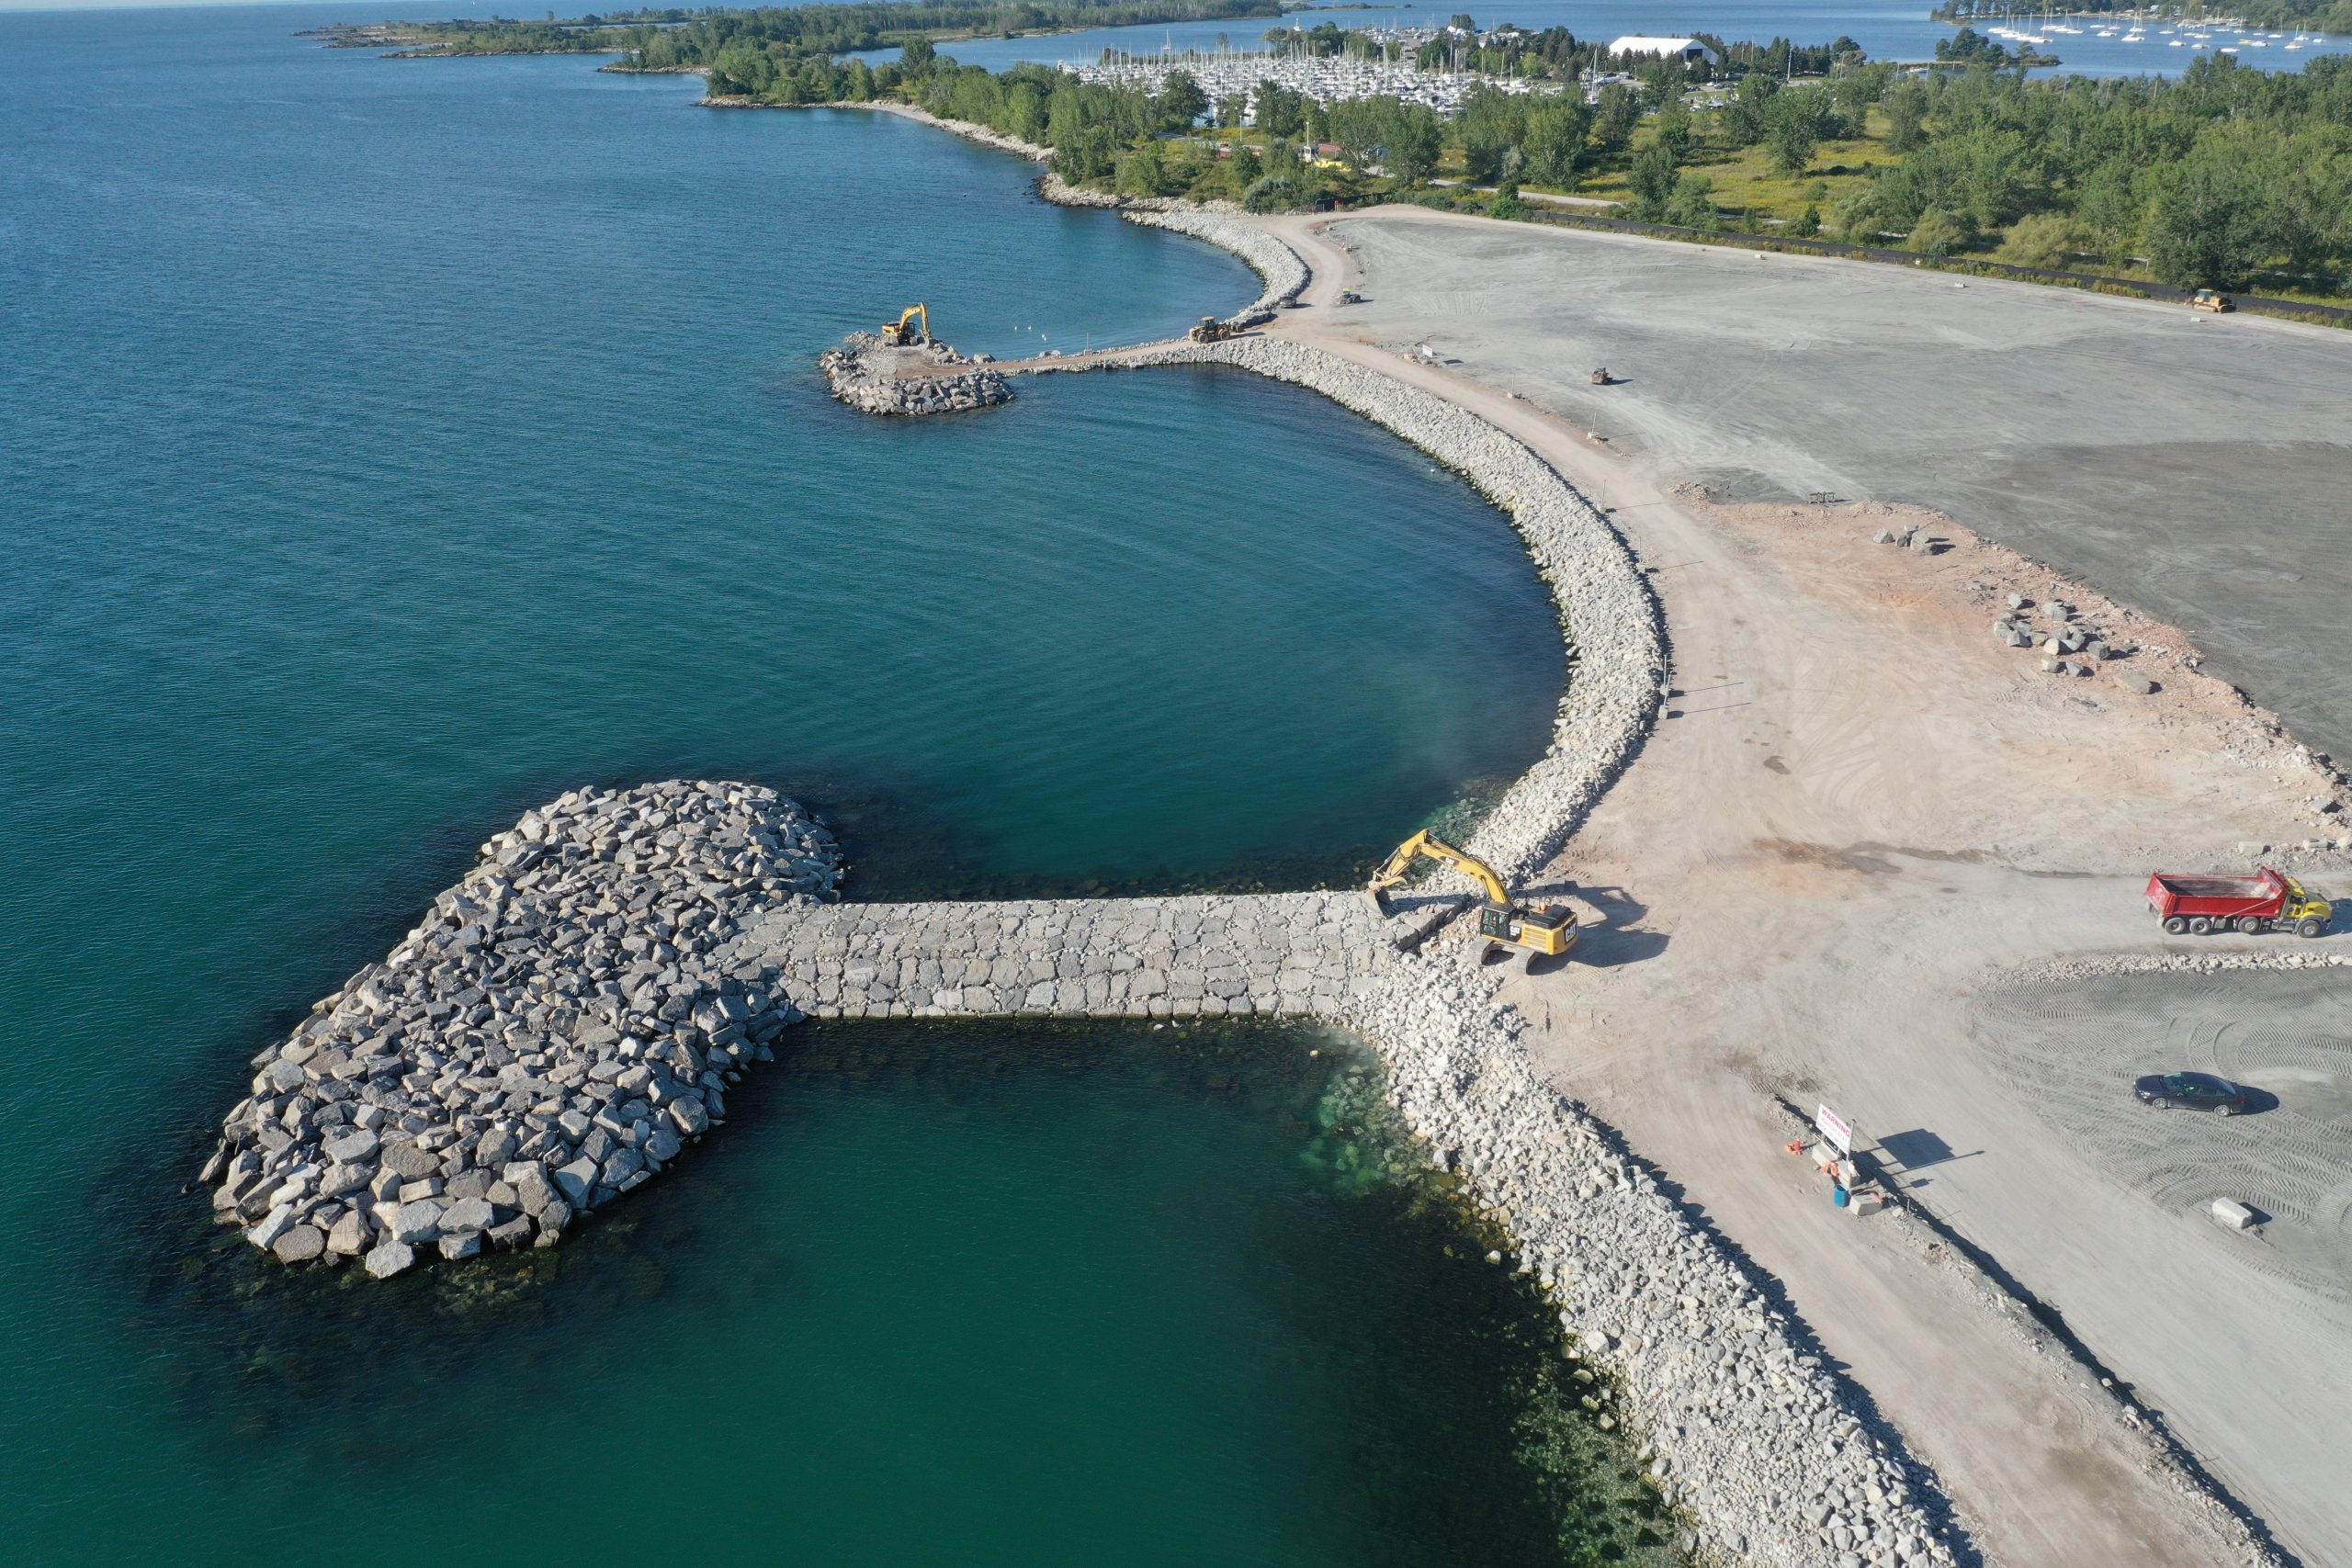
[2146,868,2287,918]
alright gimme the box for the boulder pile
[201,781,840,1277]
[820,332,1012,416]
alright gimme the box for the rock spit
[203,781,840,1273]
[820,331,1011,415]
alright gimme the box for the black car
[2133,1072,2248,1115]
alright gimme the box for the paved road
[1321,215,2352,770]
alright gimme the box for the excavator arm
[882,303,931,344]
[1367,829,1511,906]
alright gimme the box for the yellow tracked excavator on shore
[1367,830,1577,966]
[882,303,932,346]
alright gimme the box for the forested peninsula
[314,0,1284,63]
[324,4,2352,298]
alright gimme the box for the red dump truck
[2145,867,2333,937]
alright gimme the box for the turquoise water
[70,1021,1677,1566]
[0,8,1640,1564]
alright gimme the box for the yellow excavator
[1367,830,1577,965]
[882,303,932,346]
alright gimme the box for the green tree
[899,35,936,74]
[2145,159,2270,288]
[1766,86,1827,176]
[1242,173,1306,213]
[1593,83,1639,153]
[1792,202,1822,236]
[1883,77,1928,153]
[1627,144,1678,220]
[1664,173,1718,229]
[1655,98,1693,163]
[1723,72,1778,147]
[1116,138,1172,197]
[1521,99,1591,187]
[1156,70,1207,130]
[1252,79,1306,139]
[1458,85,1528,185]
[1384,101,1446,186]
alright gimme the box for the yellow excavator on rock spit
[1367,829,1577,966]
[882,303,932,346]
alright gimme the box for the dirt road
[1246,208,2352,1567]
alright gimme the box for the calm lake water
[0,6,1659,1563]
[909,0,2352,77]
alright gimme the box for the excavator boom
[1368,829,1511,905]
[1368,829,1576,963]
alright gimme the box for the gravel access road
[1310,213,2352,771]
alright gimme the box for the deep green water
[85,1022,1678,1567]
[0,6,1647,1562]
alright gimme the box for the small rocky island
[820,331,1011,415]
[202,781,840,1277]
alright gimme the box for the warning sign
[1815,1103,1854,1155]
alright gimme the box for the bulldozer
[1187,315,1237,344]
[882,303,932,346]
[2188,288,2234,313]
[1367,829,1577,966]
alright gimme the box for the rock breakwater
[201,782,839,1278]
[820,331,1011,416]
[734,890,1400,1019]
[1117,208,1310,327]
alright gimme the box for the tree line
[352,0,1282,66]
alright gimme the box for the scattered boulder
[271,1224,326,1263]
[364,1239,416,1280]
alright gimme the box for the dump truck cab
[2279,874,2333,931]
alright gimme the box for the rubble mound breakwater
[202,781,840,1279]
[820,330,1010,415]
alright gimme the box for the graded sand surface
[1313,215,2352,771]
[1241,208,2352,1567]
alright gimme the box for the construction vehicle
[1368,830,1577,965]
[2188,288,2234,313]
[1188,315,1237,344]
[1337,288,1363,305]
[881,303,932,346]
[2146,867,2331,937]
[1589,367,1611,385]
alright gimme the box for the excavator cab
[1478,899,1575,957]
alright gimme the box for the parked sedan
[2133,1072,2249,1115]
